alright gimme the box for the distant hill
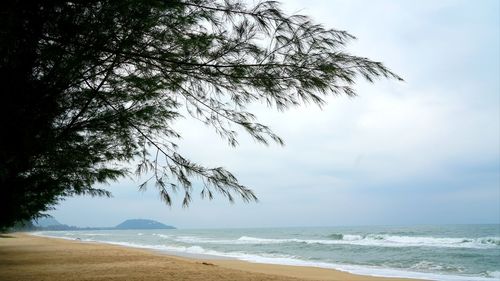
[33,217,62,228]
[115,219,175,230]
[24,218,175,232]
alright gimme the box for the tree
[0,0,401,229]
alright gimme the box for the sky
[49,0,500,228]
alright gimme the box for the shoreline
[30,231,437,280]
[0,232,425,281]
[31,231,432,280]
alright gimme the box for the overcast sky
[50,0,500,228]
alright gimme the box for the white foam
[363,235,500,249]
[231,235,500,249]
[154,234,500,249]
[33,231,109,237]
[343,234,364,241]
[173,235,233,244]
[152,233,170,239]
[486,271,500,279]
[31,232,76,241]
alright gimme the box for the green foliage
[2,220,37,233]
[0,0,401,229]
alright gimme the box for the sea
[34,224,500,281]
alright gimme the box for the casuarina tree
[0,0,401,229]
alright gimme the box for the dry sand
[0,233,425,281]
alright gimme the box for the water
[34,224,500,281]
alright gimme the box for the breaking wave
[231,235,500,249]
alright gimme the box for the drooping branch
[0,0,402,228]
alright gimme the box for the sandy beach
[0,233,425,281]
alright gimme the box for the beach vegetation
[0,0,401,229]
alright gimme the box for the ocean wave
[152,233,171,239]
[358,235,500,249]
[232,235,500,249]
[327,233,343,240]
[36,230,499,249]
[31,231,109,238]
[236,236,303,244]
[486,271,500,279]
[410,260,465,273]
[327,233,363,240]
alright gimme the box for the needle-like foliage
[0,0,401,229]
